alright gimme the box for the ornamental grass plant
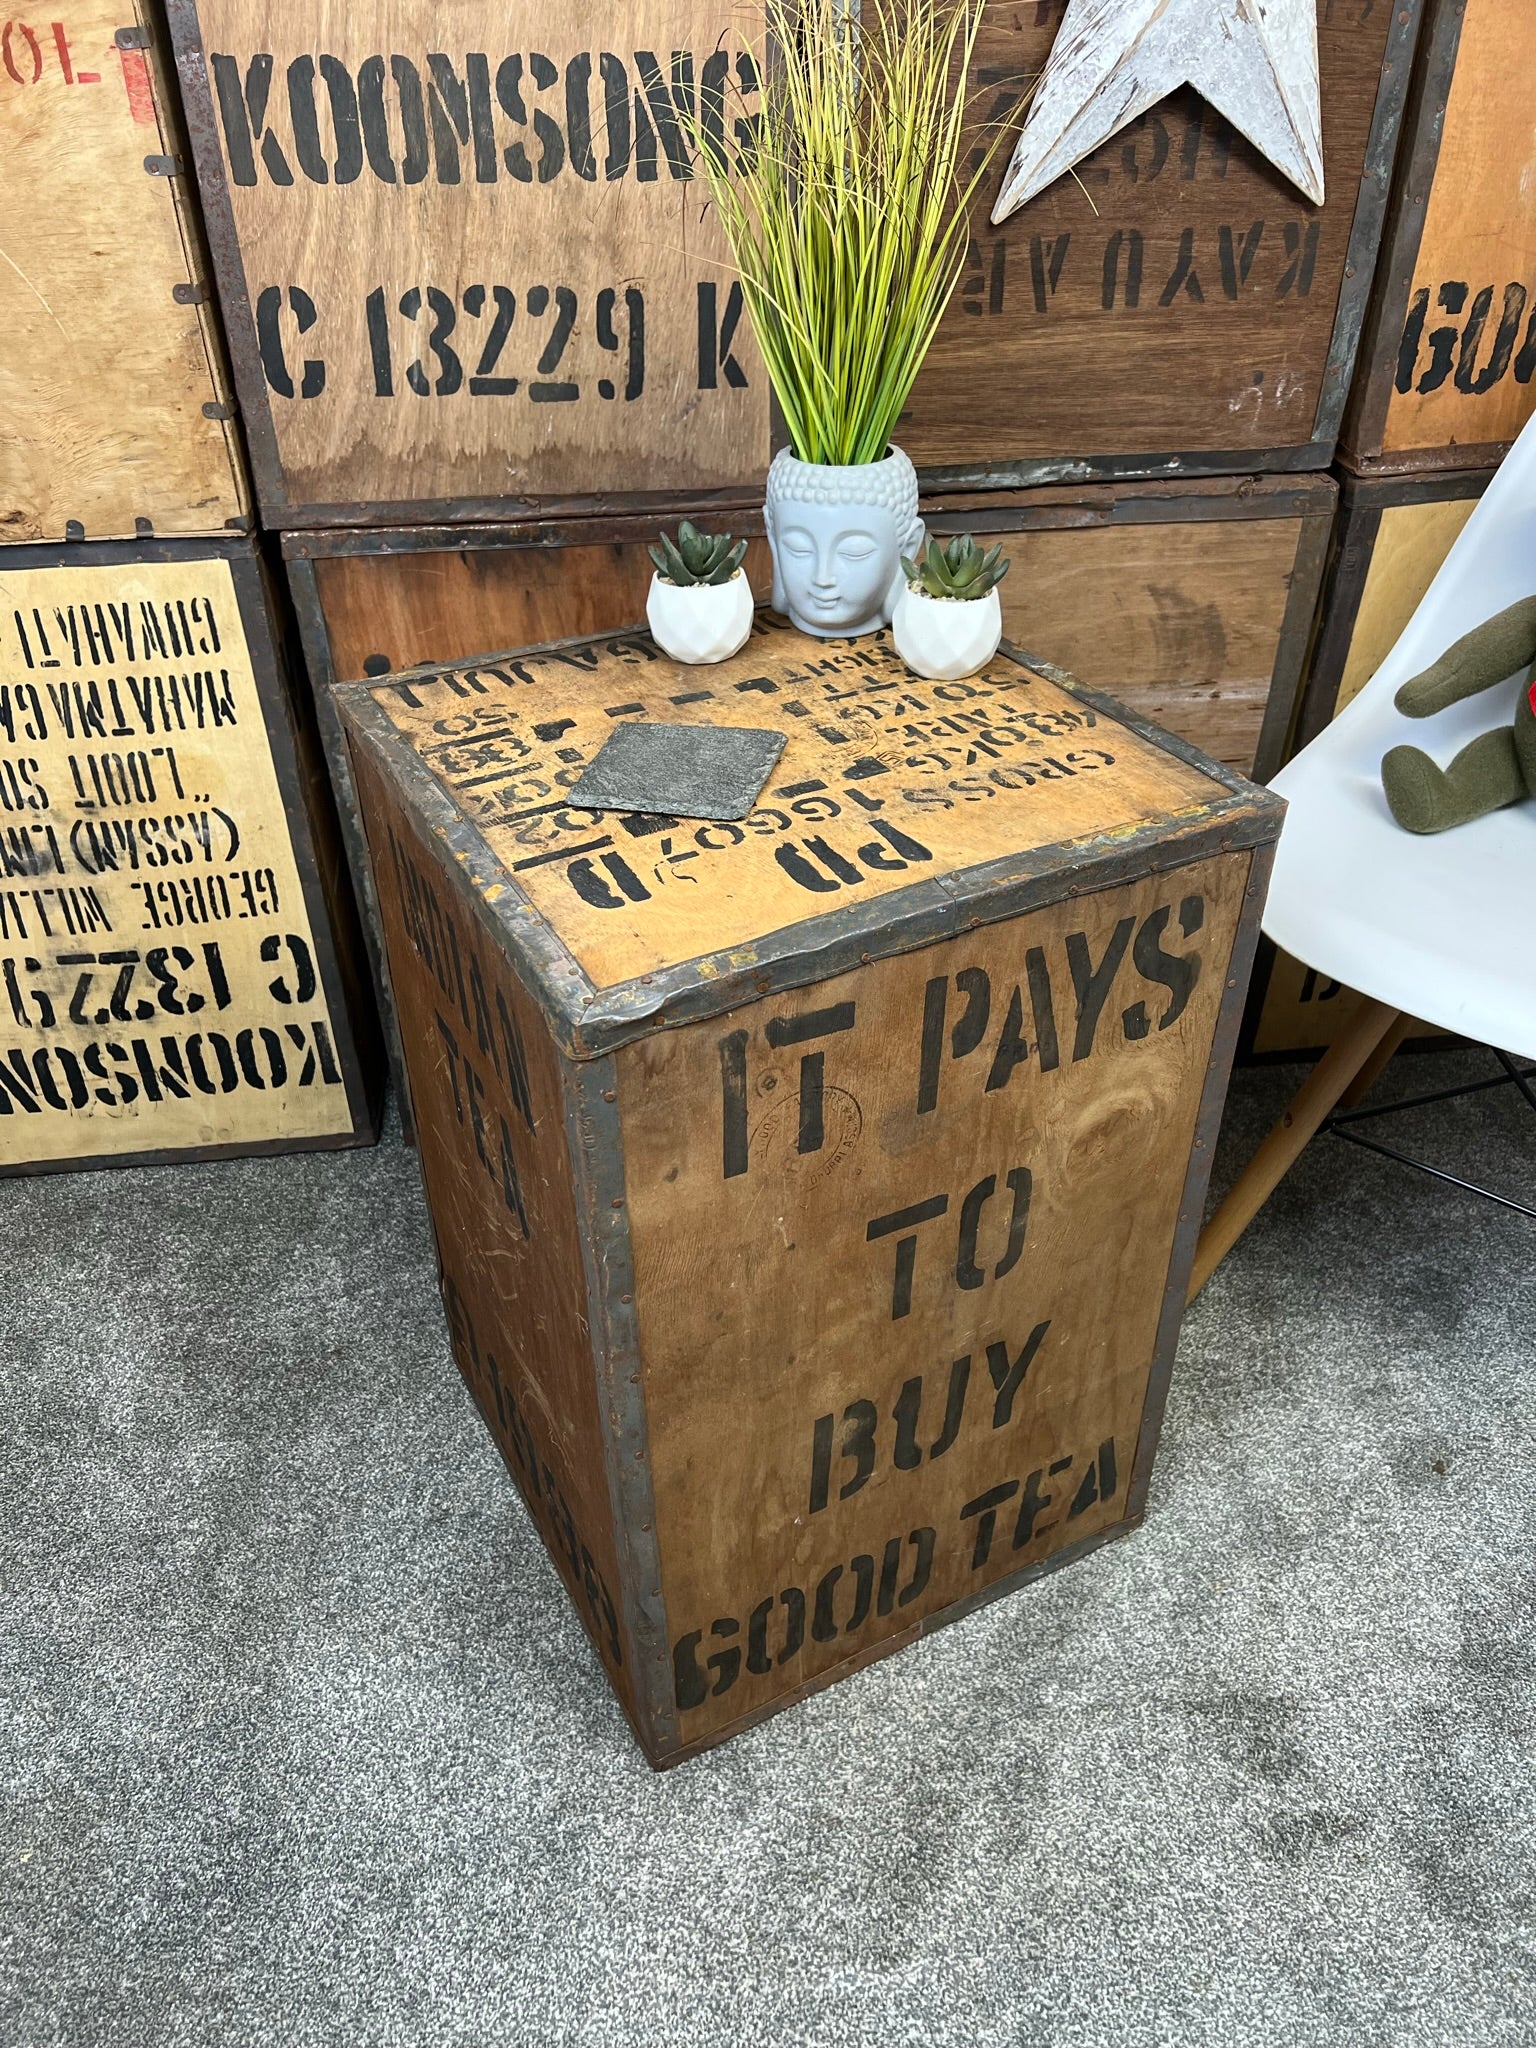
[691,0,1008,468]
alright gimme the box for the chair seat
[1266,421,1536,1064]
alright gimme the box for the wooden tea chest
[1342,0,1536,476]
[0,0,249,542]
[0,537,381,1171]
[338,616,1282,1763]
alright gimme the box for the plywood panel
[173,0,771,519]
[901,0,1403,471]
[311,537,773,681]
[0,0,247,541]
[1002,515,1304,772]
[620,854,1248,1744]
[354,744,633,1701]
[1377,0,1536,463]
[1335,496,1480,713]
[0,553,356,1163]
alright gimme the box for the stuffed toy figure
[1382,596,1536,833]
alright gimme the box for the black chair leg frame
[1323,1048,1536,1220]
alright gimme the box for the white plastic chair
[1192,411,1536,1293]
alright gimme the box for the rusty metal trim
[1126,837,1278,1521]
[1251,496,1337,782]
[1340,0,1464,465]
[1345,435,1518,479]
[284,553,412,1120]
[1312,0,1430,448]
[226,543,384,1143]
[163,0,290,518]
[560,1059,677,1755]
[913,442,1340,496]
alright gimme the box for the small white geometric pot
[646,569,755,665]
[892,584,1004,682]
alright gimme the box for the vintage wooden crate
[901,0,1423,486]
[0,0,249,543]
[286,476,1328,1083]
[164,0,772,528]
[1242,465,1489,1060]
[336,614,1282,1763]
[0,537,382,1169]
[1342,0,1536,475]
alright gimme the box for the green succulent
[902,533,1010,602]
[649,521,749,588]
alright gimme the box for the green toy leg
[1395,597,1536,717]
[1383,727,1527,834]
[1382,605,1536,833]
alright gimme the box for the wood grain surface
[0,0,246,541]
[360,619,1224,991]
[1350,0,1536,467]
[0,552,354,1163]
[620,851,1250,1745]
[352,744,637,1708]
[997,514,1304,773]
[176,0,770,517]
[900,0,1400,468]
[309,537,773,679]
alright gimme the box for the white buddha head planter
[765,445,925,639]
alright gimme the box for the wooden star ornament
[992,0,1325,224]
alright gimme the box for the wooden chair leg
[1337,1011,1414,1110]
[1188,997,1402,1302]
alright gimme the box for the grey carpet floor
[2,1049,1534,2048]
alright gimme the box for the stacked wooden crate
[1248,0,1536,1058]
[0,1,380,1169]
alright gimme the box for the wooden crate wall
[0,0,249,543]
[901,0,1422,486]
[164,0,773,525]
[164,0,1423,523]
[0,537,383,1168]
[1342,0,1536,475]
[286,474,1335,779]
[1242,466,1490,1060]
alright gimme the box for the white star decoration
[992,0,1324,224]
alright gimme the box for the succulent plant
[649,521,749,588]
[902,533,1010,602]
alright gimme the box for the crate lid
[337,616,1282,1058]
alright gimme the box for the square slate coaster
[569,721,787,822]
